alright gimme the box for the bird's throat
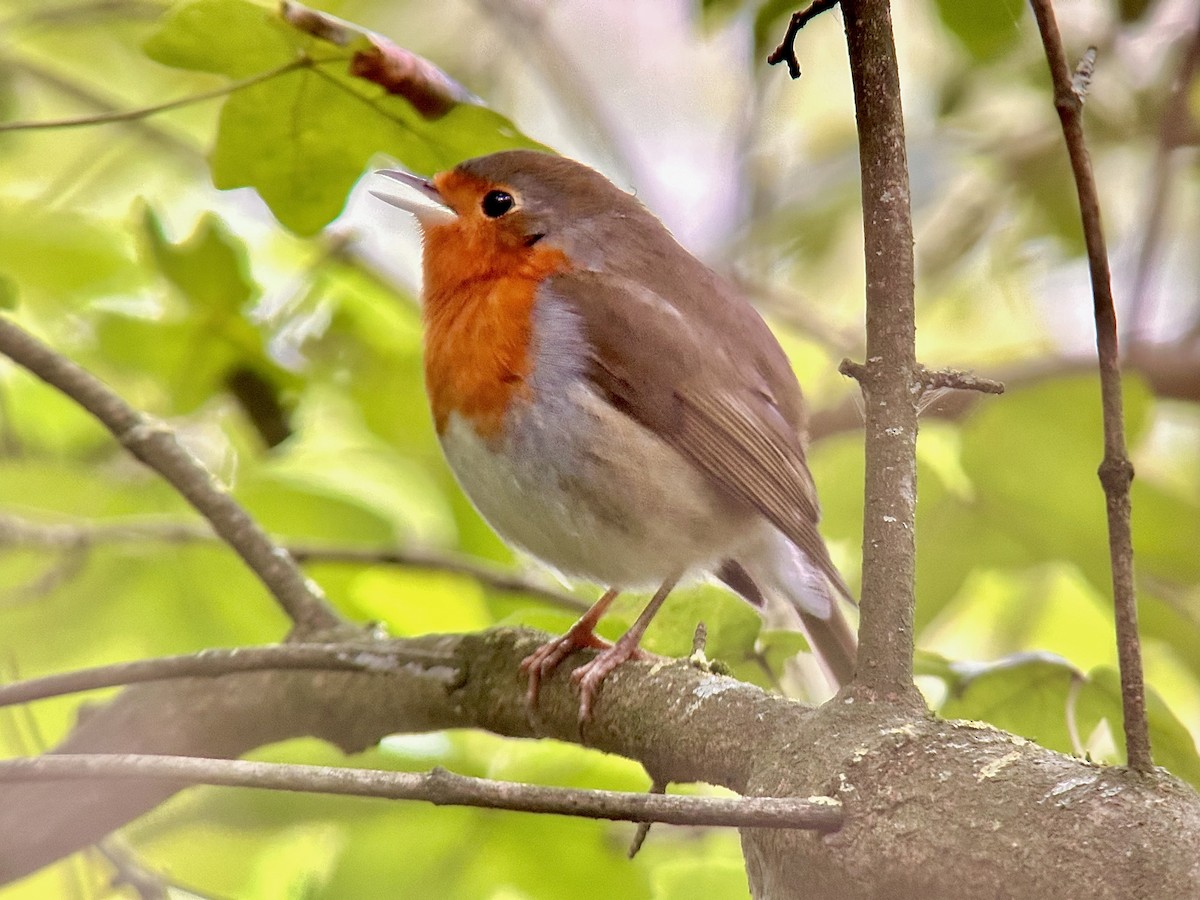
[421,224,569,440]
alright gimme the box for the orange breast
[420,219,570,440]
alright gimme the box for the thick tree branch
[838,0,920,699]
[0,318,340,633]
[1,628,1196,897]
[1029,2,1150,773]
[0,644,453,709]
[0,754,843,831]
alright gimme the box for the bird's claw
[569,641,649,721]
[520,626,612,711]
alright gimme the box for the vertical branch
[1029,1,1150,771]
[839,0,920,696]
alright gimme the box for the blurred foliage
[1,0,1199,897]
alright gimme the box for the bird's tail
[719,531,858,689]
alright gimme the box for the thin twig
[0,644,459,710]
[0,59,313,133]
[1028,2,1150,772]
[628,776,668,858]
[93,840,171,900]
[288,544,589,612]
[0,754,845,832]
[812,343,1200,440]
[766,0,841,78]
[0,0,159,31]
[0,318,341,633]
[0,512,588,613]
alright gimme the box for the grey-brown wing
[542,270,851,600]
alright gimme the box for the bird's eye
[481,190,514,218]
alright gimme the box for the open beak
[370,169,457,226]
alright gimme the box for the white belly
[439,385,751,589]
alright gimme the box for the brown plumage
[374,149,857,718]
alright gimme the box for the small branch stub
[766,0,842,79]
[917,365,1005,397]
[1072,47,1098,101]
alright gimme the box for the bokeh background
[1,0,1198,896]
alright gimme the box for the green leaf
[142,206,256,314]
[1014,143,1086,254]
[939,653,1083,753]
[914,648,956,682]
[145,0,544,234]
[243,824,344,900]
[933,0,1027,61]
[0,274,17,309]
[642,585,762,661]
[752,0,802,62]
[144,0,297,77]
[210,69,539,234]
[349,568,492,635]
[94,314,241,412]
[255,387,456,545]
[0,204,141,305]
[957,375,1154,595]
[1076,666,1200,788]
[757,629,811,670]
[93,208,292,416]
[652,858,751,900]
[1130,480,1200,583]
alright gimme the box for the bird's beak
[370,169,457,226]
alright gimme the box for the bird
[371,149,857,720]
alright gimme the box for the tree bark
[1,628,1197,898]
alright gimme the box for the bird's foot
[520,624,612,710]
[569,634,649,721]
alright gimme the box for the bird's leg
[521,587,620,708]
[572,574,680,721]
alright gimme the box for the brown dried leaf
[279,0,474,120]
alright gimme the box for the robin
[372,150,857,720]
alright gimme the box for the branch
[0,644,455,709]
[1029,2,1150,772]
[0,512,588,613]
[766,0,841,78]
[810,342,1200,441]
[915,365,1005,396]
[0,754,843,831]
[0,0,160,30]
[0,59,313,133]
[280,0,475,119]
[838,0,920,699]
[0,318,340,633]
[1,628,1196,896]
[287,544,588,613]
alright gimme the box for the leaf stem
[0,58,313,133]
